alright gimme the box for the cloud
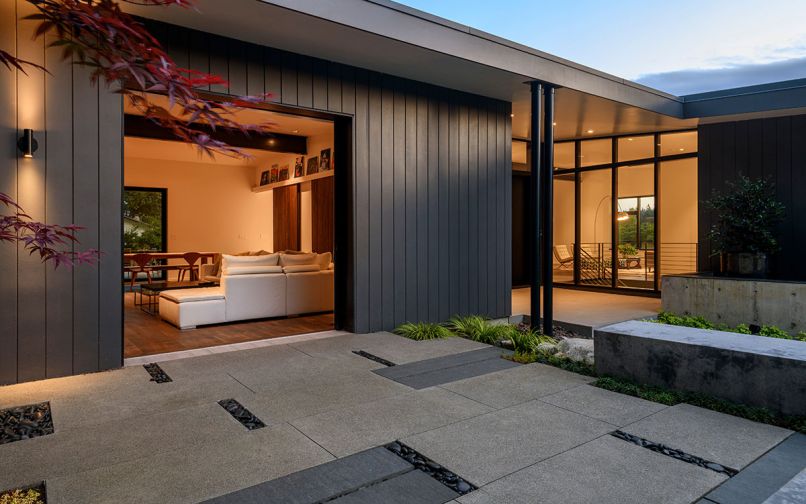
[635,57,806,96]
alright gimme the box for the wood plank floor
[124,293,335,358]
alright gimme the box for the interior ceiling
[123,94,334,138]
[512,88,698,141]
[124,94,333,166]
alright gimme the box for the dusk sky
[395,0,806,95]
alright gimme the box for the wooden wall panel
[0,0,19,385]
[273,185,299,252]
[699,114,806,280]
[311,176,335,253]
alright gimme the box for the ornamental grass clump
[394,322,454,341]
[448,315,517,344]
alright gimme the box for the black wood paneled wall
[145,19,513,333]
[1,1,123,385]
[0,11,513,384]
[698,114,806,280]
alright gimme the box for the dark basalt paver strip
[202,447,412,503]
[374,347,518,389]
[0,402,54,445]
[143,363,172,383]
[352,350,396,367]
[386,441,477,495]
[704,433,806,504]
[218,399,266,430]
[328,470,459,504]
[612,430,738,477]
[0,481,47,503]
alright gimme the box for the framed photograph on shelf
[279,164,290,181]
[319,148,332,171]
[270,164,279,183]
[294,156,304,178]
[306,156,319,175]
[259,170,269,186]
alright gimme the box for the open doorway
[122,94,342,358]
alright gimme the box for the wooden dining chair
[125,253,155,289]
[178,252,202,282]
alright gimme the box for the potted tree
[707,176,785,277]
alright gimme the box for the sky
[394,0,806,95]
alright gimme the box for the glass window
[659,157,698,277]
[124,188,166,252]
[618,135,654,162]
[660,131,697,157]
[553,174,575,284]
[579,169,612,285]
[512,140,528,165]
[554,142,575,169]
[580,139,611,167]
[617,164,654,289]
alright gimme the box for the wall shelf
[252,170,334,193]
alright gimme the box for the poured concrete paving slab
[330,470,459,504]
[204,447,412,503]
[762,469,806,504]
[623,404,793,470]
[476,435,727,504]
[290,388,492,457]
[705,433,806,504]
[440,362,594,409]
[46,422,333,504]
[0,401,252,490]
[403,400,614,486]
[540,384,669,427]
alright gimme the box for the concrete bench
[594,320,806,416]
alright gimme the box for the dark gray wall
[698,114,806,280]
[0,13,513,385]
[147,19,513,333]
[1,1,123,385]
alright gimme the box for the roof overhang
[682,78,806,119]
[122,0,684,119]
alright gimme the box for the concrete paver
[623,404,793,470]
[403,400,614,486]
[476,435,727,504]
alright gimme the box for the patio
[0,330,802,503]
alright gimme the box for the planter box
[662,274,806,334]
[594,320,806,416]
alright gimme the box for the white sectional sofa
[159,252,333,329]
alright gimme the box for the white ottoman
[159,287,226,330]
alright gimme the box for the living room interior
[122,95,337,358]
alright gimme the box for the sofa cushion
[160,287,225,303]
[279,252,318,267]
[225,265,283,275]
[315,252,332,270]
[222,253,279,270]
[283,264,322,273]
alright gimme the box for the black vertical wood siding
[148,20,513,333]
[1,1,123,385]
[0,15,512,384]
[698,114,805,280]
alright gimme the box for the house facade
[2,0,805,385]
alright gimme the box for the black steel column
[529,81,542,330]
[541,86,555,337]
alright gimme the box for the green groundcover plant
[652,311,806,342]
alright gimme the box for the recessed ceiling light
[679,147,685,151]
[292,129,299,133]
[586,129,595,134]
[627,138,634,141]
[552,122,557,126]
[510,113,515,118]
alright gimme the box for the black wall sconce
[17,129,38,158]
